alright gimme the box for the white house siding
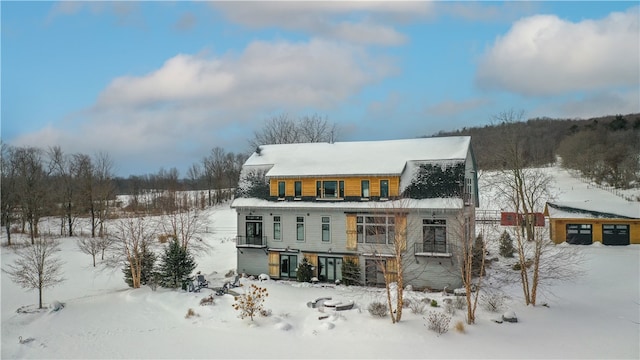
[237,248,268,277]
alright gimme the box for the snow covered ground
[2,167,639,359]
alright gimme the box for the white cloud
[476,7,640,96]
[211,2,432,46]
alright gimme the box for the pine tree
[123,243,156,288]
[341,258,361,286]
[499,230,515,258]
[158,238,197,289]
[296,258,313,282]
[471,234,485,276]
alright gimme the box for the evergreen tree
[499,230,515,258]
[341,258,361,286]
[296,258,313,282]
[471,234,485,276]
[123,243,156,288]
[158,238,197,288]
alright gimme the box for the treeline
[437,112,640,189]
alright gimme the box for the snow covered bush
[481,292,505,312]
[499,230,515,258]
[341,258,361,286]
[200,295,214,306]
[296,258,313,282]
[409,300,427,315]
[232,284,269,321]
[368,301,388,317]
[426,311,451,335]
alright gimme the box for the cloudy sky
[2,1,638,176]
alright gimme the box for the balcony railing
[236,235,267,248]
[414,243,451,257]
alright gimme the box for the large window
[380,180,389,198]
[280,254,298,278]
[273,216,281,241]
[316,180,345,199]
[361,180,370,198]
[278,181,285,198]
[423,219,446,253]
[296,216,305,241]
[322,216,331,242]
[294,181,302,198]
[357,215,395,244]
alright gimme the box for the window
[361,180,370,198]
[278,181,285,198]
[273,216,281,241]
[316,180,344,199]
[380,180,389,198]
[322,216,331,242]
[296,216,305,241]
[356,215,395,244]
[294,181,302,198]
[280,254,298,278]
[423,219,446,253]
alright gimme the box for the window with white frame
[321,216,331,242]
[273,216,281,241]
[296,216,305,241]
[356,215,395,244]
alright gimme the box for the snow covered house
[544,201,640,245]
[230,136,479,290]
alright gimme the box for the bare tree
[161,207,209,253]
[13,146,50,244]
[106,216,158,288]
[93,151,115,237]
[365,199,427,324]
[48,146,79,236]
[77,236,102,267]
[1,143,19,245]
[249,113,339,150]
[3,236,65,309]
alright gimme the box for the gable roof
[545,201,640,219]
[243,136,471,177]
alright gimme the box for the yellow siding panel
[268,176,401,198]
[385,258,398,283]
[346,214,357,250]
[268,252,279,277]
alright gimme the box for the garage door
[566,224,592,245]
[602,224,630,246]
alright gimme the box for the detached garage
[544,202,640,246]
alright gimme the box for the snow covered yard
[2,168,640,359]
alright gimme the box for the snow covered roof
[243,137,471,178]
[231,197,463,210]
[546,201,640,219]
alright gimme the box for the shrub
[444,302,455,315]
[296,258,313,282]
[426,311,451,335]
[454,320,465,333]
[499,230,515,258]
[481,292,505,312]
[368,301,388,317]
[453,296,466,310]
[409,299,427,315]
[430,299,438,307]
[185,308,197,318]
[200,294,214,306]
[232,284,269,321]
[158,238,197,289]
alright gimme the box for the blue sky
[2,1,638,177]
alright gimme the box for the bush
[200,294,214,306]
[232,284,269,321]
[368,301,388,317]
[499,230,515,258]
[185,308,197,319]
[426,311,451,335]
[296,258,313,282]
[409,299,427,315]
[453,296,466,310]
[444,302,455,315]
[430,299,438,307]
[454,320,466,333]
[481,292,505,312]
[158,238,197,289]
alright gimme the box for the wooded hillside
[435,113,640,189]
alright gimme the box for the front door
[280,254,298,278]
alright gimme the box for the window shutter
[268,252,279,277]
[346,214,357,250]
